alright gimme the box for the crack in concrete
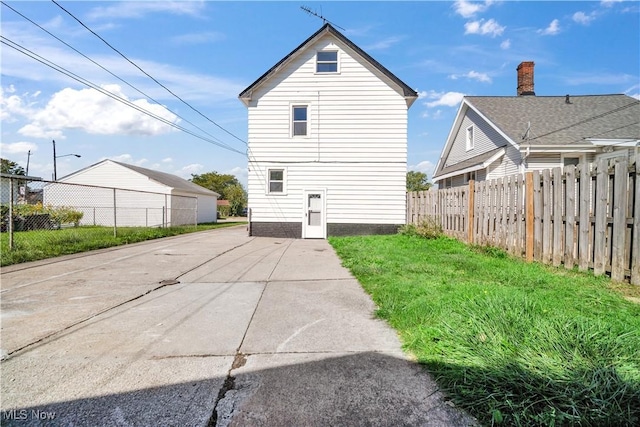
[208,241,294,426]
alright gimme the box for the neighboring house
[239,23,418,238]
[433,61,640,188]
[44,160,219,226]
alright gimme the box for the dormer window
[316,51,338,73]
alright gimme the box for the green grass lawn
[329,234,640,427]
[0,222,245,266]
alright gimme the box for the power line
[51,0,247,146]
[1,36,246,155]
[528,100,640,142]
[1,1,238,153]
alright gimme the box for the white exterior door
[302,190,326,239]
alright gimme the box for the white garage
[44,160,219,227]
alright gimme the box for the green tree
[407,171,432,192]
[191,172,241,198]
[1,158,25,175]
[225,184,247,217]
[190,171,247,214]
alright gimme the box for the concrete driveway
[1,226,476,426]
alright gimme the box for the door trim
[302,189,326,239]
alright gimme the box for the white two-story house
[239,23,418,238]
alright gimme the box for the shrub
[8,203,83,228]
[399,217,443,239]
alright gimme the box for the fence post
[467,180,475,244]
[113,188,117,237]
[611,158,628,282]
[632,154,640,285]
[525,172,534,262]
[8,176,15,250]
[593,159,609,276]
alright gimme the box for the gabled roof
[433,94,639,180]
[238,23,418,106]
[62,160,219,197]
[111,161,219,196]
[466,94,639,146]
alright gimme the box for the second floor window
[292,106,308,136]
[316,51,338,73]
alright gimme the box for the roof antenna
[300,5,345,31]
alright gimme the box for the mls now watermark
[2,409,56,421]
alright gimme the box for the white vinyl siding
[247,34,409,226]
[249,162,406,224]
[445,108,509,168]
[247,38,407,164]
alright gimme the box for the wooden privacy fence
[407,155,640,284]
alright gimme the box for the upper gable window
[316,51,338,73]
[292,106,308,136]
[466,126,474,151]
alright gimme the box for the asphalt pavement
[0,225,476,426]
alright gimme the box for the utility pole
[52,139,57,181]
[26,150,31,176]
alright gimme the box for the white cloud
[565,72,636,86]
[500,39,511,50]
[449,71,492,83]
[1,141,38,155]
[87,1,206,20]
[105,154,148,167]
[464,19,505,37]
[176,163,204,179]
[170,31,226,46]
[408,160,436,179]
[601,0,622,7]
[573,11,596,25]
[421,109,444,120]
[162,158,173,163]
[538,19,561,36]
[625,84,640,100]
[18,85,179,139]
[364,36,405,51]
[0,22,244,104]
[424,91,466,108]
[453,0,496,18]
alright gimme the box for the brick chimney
[517,61,535,96]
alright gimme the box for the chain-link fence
[1,174,198,251]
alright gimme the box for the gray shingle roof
[466,94,639,146]
[434,147,505,177]
[111,161,219,196]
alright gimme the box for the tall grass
[330,234,640,426]
[0,223,243,266]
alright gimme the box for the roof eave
[238,23,417,106]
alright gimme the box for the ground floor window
[267,168,285,194]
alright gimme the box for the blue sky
[2,1,638,186]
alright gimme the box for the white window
[292,105,308,136]
[316,51,338,73]
[444,177,453,188]
[466,126,474,151]
[267,169,285,194]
